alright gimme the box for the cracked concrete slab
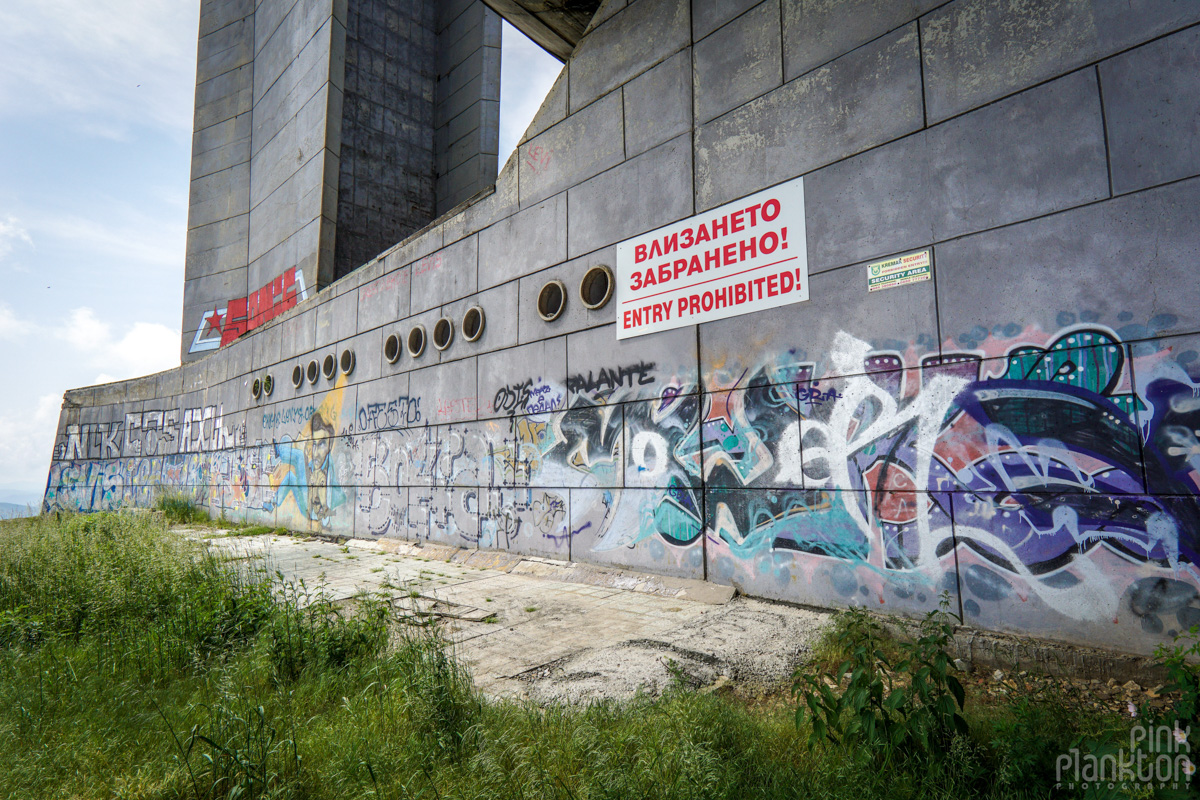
[195,529,831,701]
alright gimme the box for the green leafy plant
[154,491,211,525]
[1154,625,1200,730]
[793,593,968,763]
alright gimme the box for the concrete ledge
[327,534,735,604]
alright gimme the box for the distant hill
[0,502,36,519]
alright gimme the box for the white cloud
[0,215,33,261]
[56,307,177,379]
[0,305,22,340]
[0,0,200,136]
[499,22,565,166]
[0,393,62,495]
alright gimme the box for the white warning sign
[615,178,808,339]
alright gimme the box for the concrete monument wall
[49,0,1200,657]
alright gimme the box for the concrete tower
[181,0,502,362]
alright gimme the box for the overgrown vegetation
[154,491,213,525]
[0,509,1168,798]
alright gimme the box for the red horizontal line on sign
[622,256,800,305]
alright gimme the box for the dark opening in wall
[407,325,426,357]
[462,306,485,341]
[433,317,454,350]
[580,265,614,309]
[385,333,402,364]
[538,279,566,321]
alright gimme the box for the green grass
[0,511,1136,799]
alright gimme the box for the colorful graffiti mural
[45,319,1200,653]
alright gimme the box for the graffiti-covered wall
[47,0,1200,656]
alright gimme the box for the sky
[0,2,561,507]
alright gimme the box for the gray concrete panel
[183,269,249,311]
[315,288,358,348]
[693,0,781,125]
[623,392,702,489]
[693,0,761,41]
[566,134,692,258]
[247,151,326,265]
[357,266,410,332]
[694,24,922,211]
[623,49,691,159]
[199,0,254,38]
[571,488,704,578]
[478,337,568,419]
[251,18,335,157]
[191,113,253,181]
[196,16,254,85]
[782,0,941,81]
[281,305,318,360]
[478,191,566,289]
[516,245,616,345]
[354,373,416,438]
[222,333,256,381]
[566,323,698,405]
[409,355,478,425]
[193,65,254,131]
[248,85,334,210]
[589,0,627,31]
[1100,25,1200,195]
[251,317,285,369]
[437,279,519,363]
[568,0,689,113]
[936,178,1200,347]
[805,68,1109,272]
[254,0,333,98]
[188,163,251,229]
[425,486,478,547]
[185,214,250,277]
[410,234,478,313]
[921,0,1200,124]
[699,260,939,385]
[518,90,625,207]
[383,224,444,276]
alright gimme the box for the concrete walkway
[194,530,830,702]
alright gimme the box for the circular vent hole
[537,279,566,321]
[340,349,356,375]
[322,354,336,380]
[307,360,319,384]
[407,325,426,358]
[462,306,484,342]
[384,333,401,364]
[292,365,304,388]
[580,265,614,310]
[263,374,274,397]
[251,378,262,400]
[433,317,454,351]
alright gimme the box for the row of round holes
[287,348,356,390]
[262,266,615,393]
[538,265,613,322]
[385,305,484,364]
[250,374,274,400]
[383,266,612,364]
